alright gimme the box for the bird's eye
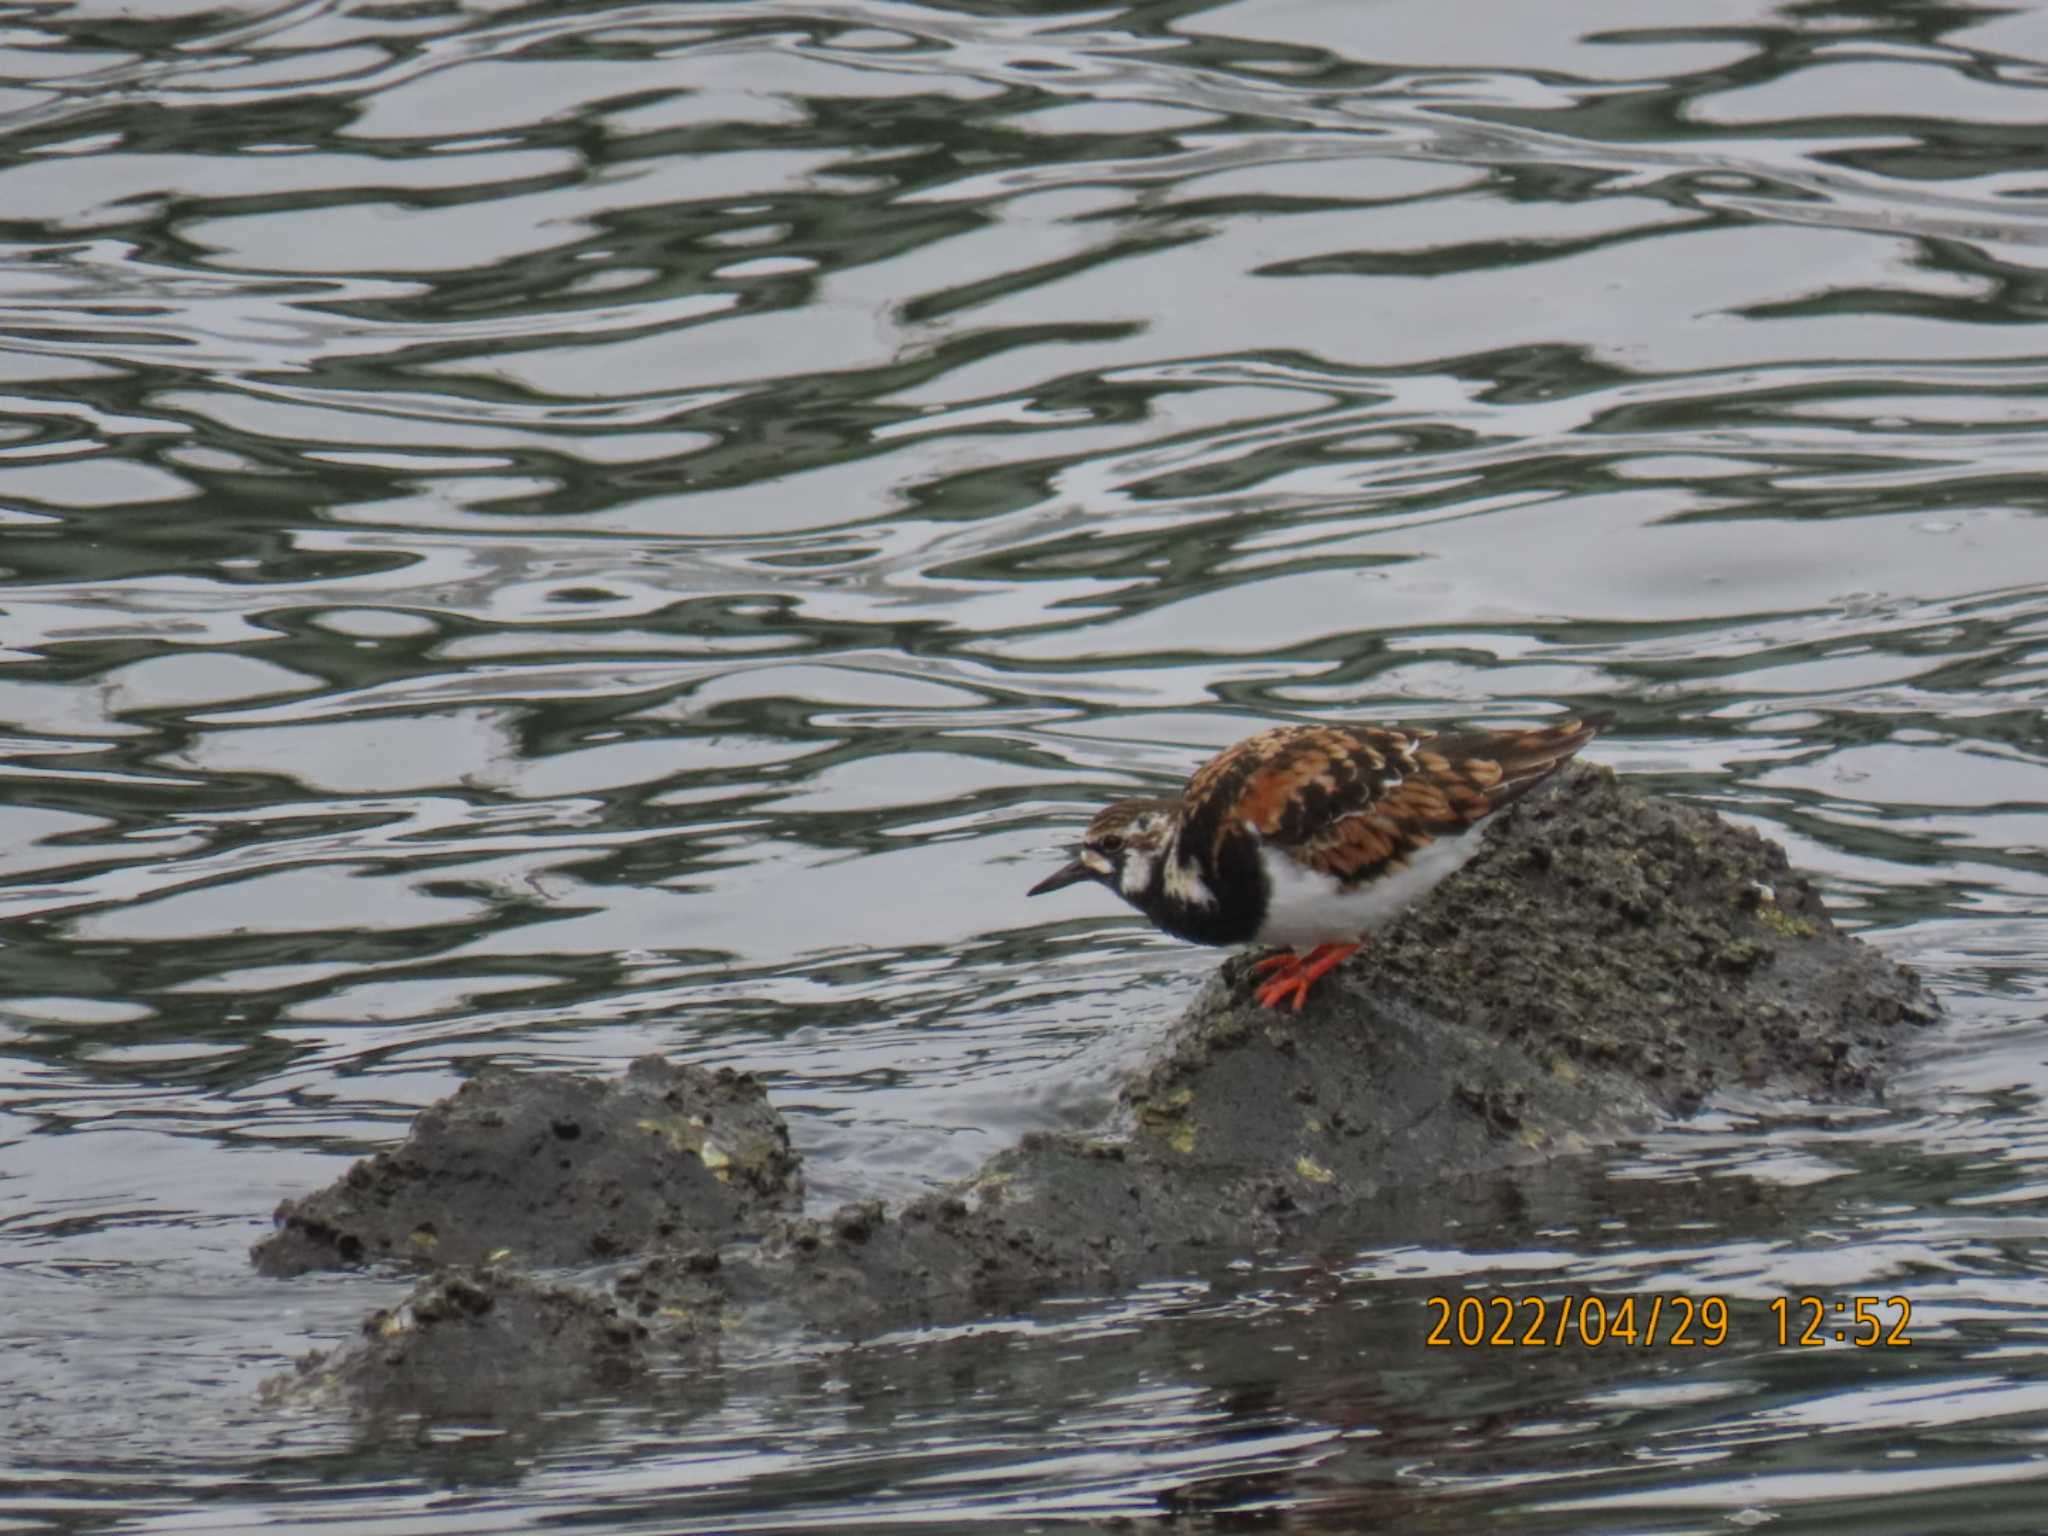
[1097,834,1125,855]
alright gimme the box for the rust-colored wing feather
[1179,714,1609,887]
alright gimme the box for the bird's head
[1027,797,1179,904]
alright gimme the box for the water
[1,0,2046,1528]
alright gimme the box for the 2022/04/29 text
[1424,1294,1914,1348]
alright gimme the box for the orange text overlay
[1424,1294,1915,1348]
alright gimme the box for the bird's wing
[1181,716,1608,886]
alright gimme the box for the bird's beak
[1027,858,1093,897]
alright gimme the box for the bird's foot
[1250,941,1362,1012]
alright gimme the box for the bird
[1027,711,1612,1011]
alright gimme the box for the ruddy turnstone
[1028,712,1612,1010]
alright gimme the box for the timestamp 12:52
[1771,1295,1912,1347]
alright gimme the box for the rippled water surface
[3,0,2048,1529]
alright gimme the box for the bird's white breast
[1251,823,1489,948]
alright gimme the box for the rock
[259,766,1937,1411]
[1356,765,1930,1110]
[252,1056,799,1277]
[260,1265,650,1418]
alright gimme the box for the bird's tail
[1426,710,1613,812]
[1494,710,1612,784]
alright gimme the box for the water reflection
[0,0,2044,1528]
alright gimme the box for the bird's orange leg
[1251,940,1362,1012]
